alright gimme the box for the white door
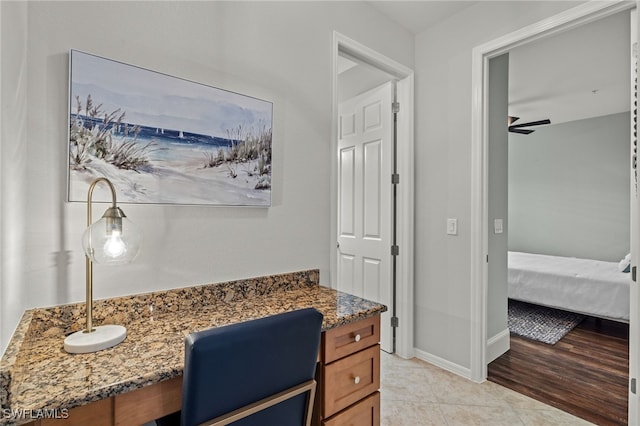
[337,81,393,353]
[629,7,639,423]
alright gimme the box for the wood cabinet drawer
[322,391,380,426]
[322,345,380,418]
[322,315,380,363]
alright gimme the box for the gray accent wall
[487,54,509,347]
[508,112,630,262]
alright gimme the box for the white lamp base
[64,325,127,354]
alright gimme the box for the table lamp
[64,177,142,353]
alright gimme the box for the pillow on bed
[619,253,631,273]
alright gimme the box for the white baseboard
[486,328,510,363]
[413,348,471,380]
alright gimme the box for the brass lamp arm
[86,177,118,227]
[84,177,118,334]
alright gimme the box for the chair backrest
[181,308,324,426]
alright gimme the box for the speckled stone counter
[0,269,386,425]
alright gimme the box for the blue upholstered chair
[173,308,323,426]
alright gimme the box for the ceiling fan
[508,116,551,134]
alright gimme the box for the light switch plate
[447,218,458,235]
[494,219,503,234]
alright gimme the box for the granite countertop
[0,269,386,425]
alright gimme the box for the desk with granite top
[0,269,386,425]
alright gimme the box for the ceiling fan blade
[509,119,551,129]
[509,127,534,135]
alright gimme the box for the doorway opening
[331,32,415,358]
[471,0,637,423]
[488,25,631,421]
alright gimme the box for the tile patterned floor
[380,351,595,425]
[149,351,595,426]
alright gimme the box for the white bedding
[508,251,631,322]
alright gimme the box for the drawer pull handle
[354,334,361,342]
[354,376,361,385]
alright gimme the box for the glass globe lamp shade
[82,207,142,265]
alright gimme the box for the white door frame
[630,9,639,425]
[470,0,635,383]
[331,32,415,358]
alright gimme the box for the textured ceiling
[367,1,477,35]
[508,9,630,126]
[368,1,630,125]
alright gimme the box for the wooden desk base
[24,315,381,426]
[27,377,182,426]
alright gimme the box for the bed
[508,251,632,322]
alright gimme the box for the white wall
[1,1,29,358]
[413,1,580,371]
[0,1,414,353]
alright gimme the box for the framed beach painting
[68,49,273,206]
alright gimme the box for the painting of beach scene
[68,50,273,206]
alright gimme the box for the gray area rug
[508,299,585,345]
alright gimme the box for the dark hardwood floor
[488,315,629,425]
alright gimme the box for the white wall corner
[413,348,472,381]
[486,328,510,364]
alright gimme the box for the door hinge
[392,102,400,114]
[632,377,637,394]
[391,316,399,328]
[633,266,637,283]
[486,254,489,263]
[391,245,400,256]
[391,173,400,184]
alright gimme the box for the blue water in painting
[71,114,236,162]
